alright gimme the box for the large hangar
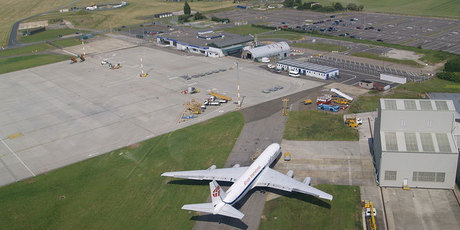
[373,98,459,189]
[241,41,290,61]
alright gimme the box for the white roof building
[374,98,458,189]
[242,42,290,61]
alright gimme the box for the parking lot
[212,9,460,54]
[0,43,325,187]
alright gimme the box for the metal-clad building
[242,42,290,61]
[373,98,459,189]
[276,59,339,80]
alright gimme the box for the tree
[194,12,206,20]
[184,1,191,15]
[358,4,364,11]
[346,3,358,11]
[283,0,295,8]
[444,57,460,72]
[334,2,344,11]
[295,0,302,7]
[311,4,322,10]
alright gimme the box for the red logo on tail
[212,185,221,197]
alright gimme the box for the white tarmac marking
[0,138,35,177]
[348,156,352,185]
[341,76,357,84]
[62,49,77,56]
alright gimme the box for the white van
[289,70,300,78]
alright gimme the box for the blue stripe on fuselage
[224,165,266,205]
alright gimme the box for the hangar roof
[247,42,290,59]
[208,35,253,48]
[378,99,458,154]
[380,98,455,111]
[426,93,460,120]
[381,131,457,154]
[277,58,338,74]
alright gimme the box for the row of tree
[437,57,460,83]
[283,1,364,12]
[179,1,206,23]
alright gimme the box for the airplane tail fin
[181,180,244,219]
[209,180,226,205]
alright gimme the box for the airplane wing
[161,167,249,182]
[255,168,333,200]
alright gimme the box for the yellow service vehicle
[303,99,312,105]
[333,97,351,105]
[345,117,358,127]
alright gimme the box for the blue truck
[317,104,340,112]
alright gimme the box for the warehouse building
[426,93,460,184]
[157,30,253,58]
[373,98,458,189]
[241,42,290,61]
[276,59,339,80]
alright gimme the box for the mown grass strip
[284,110,358,141]
[0,112,244,230]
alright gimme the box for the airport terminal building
[276,59,339,80]
[373,99,459,189]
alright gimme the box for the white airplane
[161,143,333,219]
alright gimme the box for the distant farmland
[315,0,460,19]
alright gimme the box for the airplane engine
[232,164,240,168]
[303,177,311,185]
[208,165,216,170]
[286,170,294,178]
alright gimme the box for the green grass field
[351,52,422,67]
[50,38,82,47]
[0,112,244,230]
[221,24,273,35]
[19,28,80,43]
[314,0,460,19]
[0,43,54,57]
[292,42,349,52]
[284,110,359,141]
[258,31,305,40]
[0,54,69,74]
[260,184,362,230]
[349,78,460,113]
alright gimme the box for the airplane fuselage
[222,143,281,205]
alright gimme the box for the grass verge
[0,54,69,74]
[349,78,460,113]
[221,24,273,36]
[258,31,305,40]
[19,28,80,43]
[283,110,358,141]
[292,42,349,52]
[0,111,244,230]
[0,43,54,57]
[50,38,82,47]
[260,184,362,230]
[351,52,422,67]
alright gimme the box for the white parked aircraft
[161,143,333,219]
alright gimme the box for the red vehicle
[316,95,332,105]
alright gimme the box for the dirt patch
[385,49,423,60]
[128,143,141,149]
[24,178,35,184]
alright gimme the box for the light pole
[235,62,241,109]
